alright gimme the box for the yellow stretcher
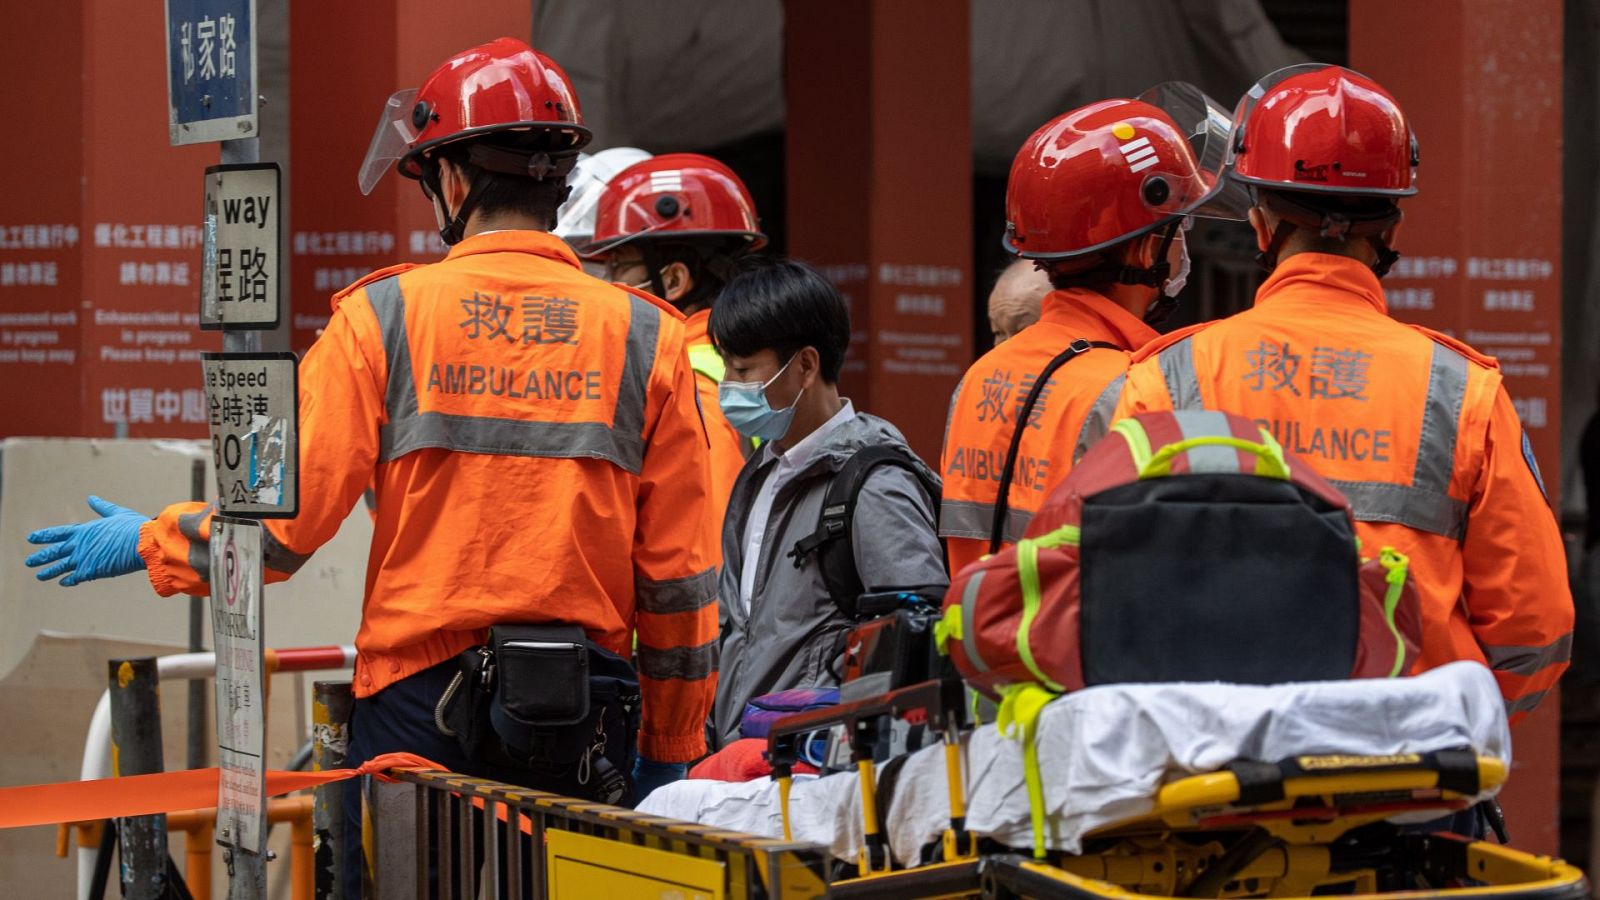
[383,677,1587,899]
[750,678,1590,900]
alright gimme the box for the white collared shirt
[738,399,856,613]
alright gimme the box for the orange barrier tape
[0,752,443,831]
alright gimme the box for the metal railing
[61,646,356,900]
[365,769,831,899]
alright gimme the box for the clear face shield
[1136,81,1252,222]
[357,88,420,196]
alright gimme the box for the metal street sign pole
[219,136,266,900]
[223,132,261,355]
[171,1,287,894]
[211,517,267,898]
[214,43,267,900]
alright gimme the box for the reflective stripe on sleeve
[262,528,312,575]
[637,639,717,681]
[1482,632,1573,678]
[1074,373,1124,464]
[177,503,214,582]
[636,569,718,615]
[939,498,1033,544]
[1157,337,1202,410]
[1506,689,1549,718]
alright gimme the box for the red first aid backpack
[940,410,1422,695]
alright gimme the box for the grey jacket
[713,411,947,747]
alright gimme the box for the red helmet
[1005,84,1246,259]
[1228,64,1418,197]
[582,153,766,258]
[357,38,590,196]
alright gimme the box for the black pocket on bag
[492,624,591,726]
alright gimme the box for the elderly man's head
[988,258,1051,345]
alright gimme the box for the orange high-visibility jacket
[941,289,1158,574]
[1115,253,1572,721]
[683,308,748,542]
[138,231,720,762]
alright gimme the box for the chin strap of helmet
[1255,190,1403,278]
[1044,218,1184,325]
[638,241,670,300]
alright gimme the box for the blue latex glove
[25,496,150,586]
[631,757,689,804]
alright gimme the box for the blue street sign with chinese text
[165,0,257,145]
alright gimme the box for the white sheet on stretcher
[639,661,1510,864]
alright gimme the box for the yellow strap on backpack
[1378,547,1412,678]
[934,605,962,656]
[996,682,1058,859]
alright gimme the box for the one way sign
[201,162,280,329]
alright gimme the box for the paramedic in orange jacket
[25,40,719,789]
[580,154,765,536]
[941,84,1249,573]
[1114,65,1572,720]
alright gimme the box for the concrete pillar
[784,0,974,462]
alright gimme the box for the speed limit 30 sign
[201,352,298,517]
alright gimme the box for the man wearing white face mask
[939,86,1247,575]
[707,258,946,748]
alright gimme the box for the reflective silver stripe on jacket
[1413,342,1469,496]
[636,569,718,615]
[262,528,312,575]
[1157,337,1202,411]
[368,277,660,474]
[1155,335,1471,540]
[177,503,308,579]
[367,276,420,423]
[1481,632,1572,678]
[1326,481,1468,541]
[177,503,214,581]
[637,639,717,681]
[939,498,1032,545]
[1506,689,1548,718]
[1073,374,1124,464]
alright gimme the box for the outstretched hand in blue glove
[26,496,150,586]
[631,757,689,805]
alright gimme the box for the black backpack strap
[989,339,1121,554]
[789,445,943,619]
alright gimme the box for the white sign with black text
[211,516,266,855]
[201,163,280,329]
[201,352,298,517]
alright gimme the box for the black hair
[1042,249,1121,292]
[1257,187,1401,256]
[430,134,569,230]
[710,258,850,384]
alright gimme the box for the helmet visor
[1138,81,1251,221]
[357,88,420,196]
